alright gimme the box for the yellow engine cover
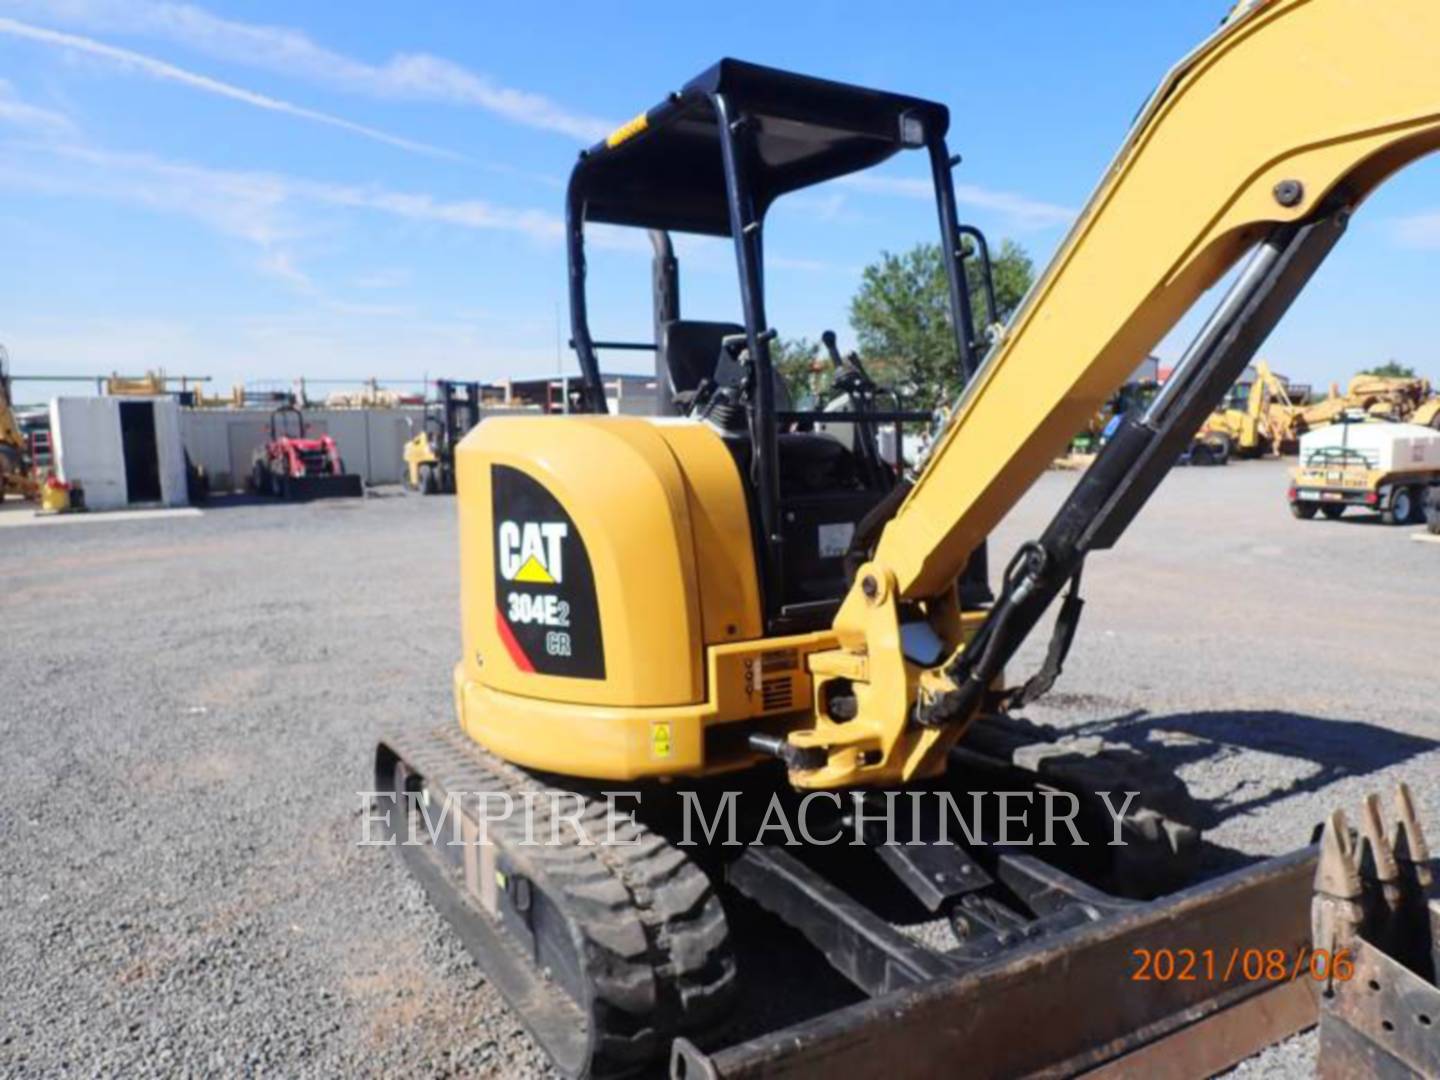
[452,415,826,780]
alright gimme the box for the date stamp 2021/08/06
[1131,947,1353,984]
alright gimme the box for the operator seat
[659,317,800,418]
[659,317,882,619]
[658,319,745,409]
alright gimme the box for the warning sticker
[817,521,856,559]
[651,722,673,759]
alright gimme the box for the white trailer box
[50,396,189,510]
[1297,421,1440,473]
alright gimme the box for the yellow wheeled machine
[377,4,1440,1074]
[401,380,481,494]
[1200,359,1303,458]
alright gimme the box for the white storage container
[50,396,189,510]
[1298,421,1440,474]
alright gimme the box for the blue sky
[3,0,1439,404]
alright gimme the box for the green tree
[770,336,828,407]
[848,239,1033,409]
[1362,360,1417,378]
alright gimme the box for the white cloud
[322,299,415,318]
[0,140,296,249]
[0,77,75,133]
[0,140,566,281]
[841,173,1075,231]
[768,254,856,274]
[1,0,613,141]
[256,250,312,290]
[0,137,731,303]
[951,182,1075,230]
[4,311,564,391]
[1385,212,1440,250]
[0,135,569,331]
[0,16,457,157]
[783,190,856,223]
[351,268,412,291]
[312,184,562,241]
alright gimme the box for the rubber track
[965,713,1204,893]
[382,726,737,1077]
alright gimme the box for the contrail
[0,16,459,159]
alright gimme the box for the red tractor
[250,405,363,500]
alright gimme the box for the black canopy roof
[571,59,950,237]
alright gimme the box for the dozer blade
[374,726,737,1080]
[1314,784,1439,1079]
[279,473,363,500]
[673,847,1320,1079]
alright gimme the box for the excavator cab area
[564,58,999,631]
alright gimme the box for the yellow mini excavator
[377,4,1440,1075]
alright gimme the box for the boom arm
[1252,361,1294,414]
[795,0,1440,788]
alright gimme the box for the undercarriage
[373,717,1311,1079]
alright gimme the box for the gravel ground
[1,459,1434,1078]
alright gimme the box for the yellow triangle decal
[513,554,555,584]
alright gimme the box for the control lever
[715,329,777,430]
[819,330,890,486]
[821,329,877,395]
[720,327,778,360]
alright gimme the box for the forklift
[401,380,482,494]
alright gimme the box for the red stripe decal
[494,607,535,673]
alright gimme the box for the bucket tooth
[1315,787,1440,1078]
[1314,809,1361,899]
[1312,808,1365,987]
[1393,781,1434,891]
[1359,791,1405,924]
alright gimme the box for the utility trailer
[1289,421,1440,525]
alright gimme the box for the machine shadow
[192,490,375,510]
[1062,707,1438,870]
[718,707,1432,1043]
